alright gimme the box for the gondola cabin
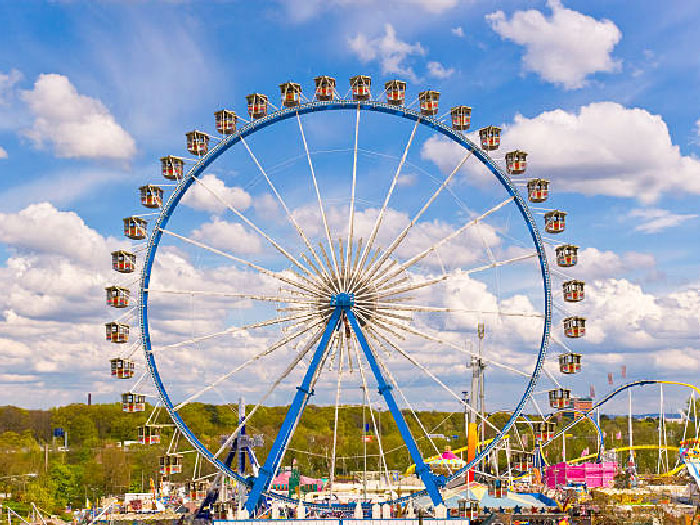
[563,280,585,302]
[111,250,136,273]
[350,75,371,101]
[479,126,501,151]
[110,357,135,379]
[385,80,406,106]
[105,322,129,344]
[121,392,146,413]
[487,479,506,498]
[159,454,183,476]
[505,150,528,174]
[279,82,302,107]
[186,130,209,156]
[246,93,269,119]
[123,217,147,240]
[212,502,235,520]
[563,316,586,338]
[556,244,578,268]
[457,500,479,520]
[139,185,163,209]
[527,178,549,203]
[161,155,185,181]
[451,106,471,130]
[544,210,566,233]
[314,75,336,101]
[186,481,208,501]
[513,452,534,471]
[105,286,130,308]
[138,425,161,445]
[533,421,556,442]
[559,352,582,374]
[214,110,237,135]
[418,90,440,116]
[549,388,572,409]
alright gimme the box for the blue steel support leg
[244,308,342,513]
[345,309,444,506]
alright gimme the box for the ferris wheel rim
[137,99,552,509]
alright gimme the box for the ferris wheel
[104,74,589,514]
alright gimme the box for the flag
[608,372,613,385]
[362,435,373,442]
[590,385,595,398]
[621,365,627,379]
[581,447,589,457]
[364,423,370,432]
[522,435,528,447]
[616,431,622,440]
[603,431,607,438]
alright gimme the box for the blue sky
[0,0,699,422]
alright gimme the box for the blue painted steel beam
[244,307,342,513]
[345,309,444,506]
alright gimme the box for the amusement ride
[102,74,699,519]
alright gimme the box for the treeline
[0,403,691,515]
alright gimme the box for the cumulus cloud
[427,61,455,79]
[486,0,621,89]
[20,74,136,159]
[191,218,262,254]
[451,27,465,38]
[422,102,700,202]
[348,24,426,81]
[181,173,252,214]
[628,208,699,233]
[0,146,6,159]
[573,247,655,281]
[0,69,22,105]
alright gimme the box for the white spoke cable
[174,320,324,412]
[239,134,334,288]
[349,118,421,290]
[159,228,319,296]
[346,105,361,290]
[350,335,392,486]
[128,370,150,393]
[368,314,530,378]
[372,197,514,288]
[329,330,344,495]
[356,301,544,318]
[159,311,321,352]
[296,112,342,292]
[146,288,320,305]
[192,175,315,281]
[372,252,538,300]
[360,150,473,285]
[367,324,500,433]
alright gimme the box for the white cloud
[0,146,6,159]
[628,208,699,233]
[486,0,621,89]
[348,24,426,81]
[20,74,136,159]
[181,173,252,214]
[451,27,465,38]
[427,61,455,79]
[279,0,458,22]
[500,102,700,202]
[0,69,22,105]
[574,247,655,281]
[191,218,262,254]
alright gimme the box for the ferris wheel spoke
[328,330,344,495]
[372,252,538,300]
[159,311,324,352]
[349,335,392,486]
[345,105,361,291]
[356,301,545,319]
[349,118,420,291]
[358,150,473,287]
[192,175,315,279]
[214,327,325,459]
[296,112,342,292]
[372,197,514,288]
[367,314,531,378]
[174,318,325,412]
[239,134,335,289]
[158,228,320,296]
[366,324,501,433]
[145,288,321,306]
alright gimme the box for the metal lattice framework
[131,98,553,512]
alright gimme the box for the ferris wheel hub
[330,292,354,308]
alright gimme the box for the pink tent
[270,471,324,491]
